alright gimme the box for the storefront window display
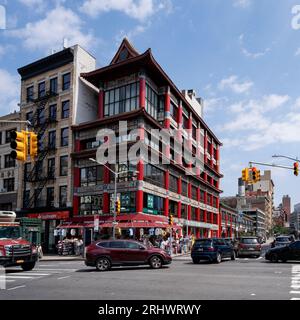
[79,195,103,215]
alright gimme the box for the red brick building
[71,39,223,238]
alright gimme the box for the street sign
[147,195,154,209]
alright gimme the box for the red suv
[85,240,172,271]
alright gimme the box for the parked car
[191,238,235,264]
[271,235,295,248]
[85,239,172,271]
[266,240,300,262]
[235,237,261,258]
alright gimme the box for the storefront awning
[56,223,94,229]
[100,221,181,230]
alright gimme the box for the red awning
[100,221,181,230]
[56,223,94,229]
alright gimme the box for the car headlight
[31,247,37,254]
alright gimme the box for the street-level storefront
[27,210,71,253]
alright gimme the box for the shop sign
[140,228,144,236]
[147,195,154,209]
[28,211,69,220]
[155,228,161,236]
[94,215,99,232]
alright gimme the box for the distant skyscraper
[282,195,291,223]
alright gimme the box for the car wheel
[270,253,278,263]
[95,257,111,271]
[215,252,222,264]
[192,258,200,264]
[149,255,163,269]
[21,262,35,271]
[231,251,236,261]
[281,259,287,263]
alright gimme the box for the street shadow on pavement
[75,266,171,272]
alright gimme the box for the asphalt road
[1,253,299,300]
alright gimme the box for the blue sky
[0,0,300,208]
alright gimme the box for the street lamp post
[89,158,138,240]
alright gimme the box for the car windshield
[241,238,258,244]
[0,226,21,240]
[276,237,290,242]
[194,240,212,247]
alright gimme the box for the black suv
[191,238,235,264]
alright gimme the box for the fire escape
[23,91,58,209]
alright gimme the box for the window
[34,188,43,208]
[35,160,43,178]
[169,175,178,193]
[80,166,104,186]
[3,178,14,192]
[61,128,69,147]
[110,241,126,249]
[143,193,164,215]
[38,81,46,98]
[26,86,34,102]
[59,186,67,207]
[50,77,58,94]
[169,200,178,217]
[181,204,188,219]
[4,154,15,168]
[5,129,16,144]
[181,180,188,196]
[37,107,45,125]
[104,82,139,117]
[46,187,54,207]
[191,185,198,200]
[113,162,136,182]
[0,132,2,145]
[62,73,71,91]
[48,158,55,178]
[125,242,143,249]
[170,101,178,121]
[61,100,70,119]
[26,111,33,123]
[183,116,189,130]
[60,156,68,176]
[144,164,164,188]
[48,131,56,149]
[49,104,57,121]
[79,195,103,215]
[145,84,159,119]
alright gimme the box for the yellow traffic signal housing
[242,168,249,182]
[169,214,174,226]
[10,130,27,161]
[252,167,257,182]
[294,162,299,176]
[29,132,38,158]
[116,199,121,214]
[256,169,261,182]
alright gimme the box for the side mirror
[139,246,145,250]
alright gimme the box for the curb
[39,257,85,262]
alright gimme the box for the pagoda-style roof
[81,38,222,145]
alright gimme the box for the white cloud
[0,69,19,115]
[204,97,228,114]
[295,48,300,56]
[218,75,253,94]
[115,22,150,45]
[8,6,95,52]
[80,0,171,22]
[239,34,271,59]
[18,0,47,12]
[233,0,251,8]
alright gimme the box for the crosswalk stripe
[5,276,35,279]
[290,291,300,294]
[21,273,50,276]
[290,298,300,300]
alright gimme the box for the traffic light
[294,162,299,176]
[10,130,27,161]
[29,132,38,158]
[116,199,121,214]
[168,214,174,226]
[256,169,261,182]
[252,167,257,182]
[242,168,249,182]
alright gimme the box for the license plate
[198,248,203,252]
[248,248,254,251]
[16,260,24,264]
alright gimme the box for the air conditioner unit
[0,188,7,193]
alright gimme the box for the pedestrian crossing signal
[294,162,299,176]
[169,214,174,226]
